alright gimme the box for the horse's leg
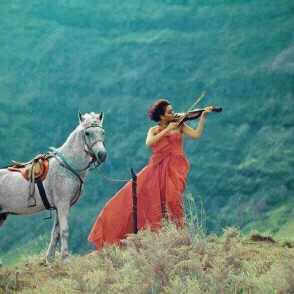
[57,203,70,261]
[46,212,60,263]
[0,213,8,227]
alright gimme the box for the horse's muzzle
[97,151,107,163]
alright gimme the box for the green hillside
[0,0,293,262]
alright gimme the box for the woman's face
[161,104,174,122]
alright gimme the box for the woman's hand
[204,105,214,113]
[166,122,180,132]
[201,105,214,118]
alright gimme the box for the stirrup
[28,199,37,208]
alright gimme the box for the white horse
[0,112,107,262]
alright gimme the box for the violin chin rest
[173,113,184,118]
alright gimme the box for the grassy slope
[1,223,294,293]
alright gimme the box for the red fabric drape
[88,132,190,250]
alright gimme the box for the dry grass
[1,221,294,293]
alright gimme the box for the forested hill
[0,0,293,262]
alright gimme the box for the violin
[172,106,222,124]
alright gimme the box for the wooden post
[131,168,138,234]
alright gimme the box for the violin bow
[187,91,207,112]
[177,91,207,125]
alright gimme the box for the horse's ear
[78,111,84,123]
[99,112,104,124]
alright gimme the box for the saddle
[8,154,50,182]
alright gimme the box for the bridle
[81,122,105,170]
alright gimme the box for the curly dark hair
[148,99,170,122]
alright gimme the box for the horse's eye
[85,131,90,136]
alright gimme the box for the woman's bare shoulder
[148,125,160,135]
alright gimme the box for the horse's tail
[0,214,7,227]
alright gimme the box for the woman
[88,99,213,250]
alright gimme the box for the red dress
[88,131,190,250]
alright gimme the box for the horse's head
[78,112,107,165]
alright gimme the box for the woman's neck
[158,120,168,129]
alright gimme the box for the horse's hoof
[44,255,55,266]
[40,259,49,267]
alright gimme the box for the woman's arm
[146,123,179,146]
[182,106,213,139]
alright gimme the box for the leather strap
[36,180,54,210]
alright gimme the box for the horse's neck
[57,128,90,176]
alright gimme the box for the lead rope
[93,167,132,183]
[94,167,138,234]
[95,173,131,183]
